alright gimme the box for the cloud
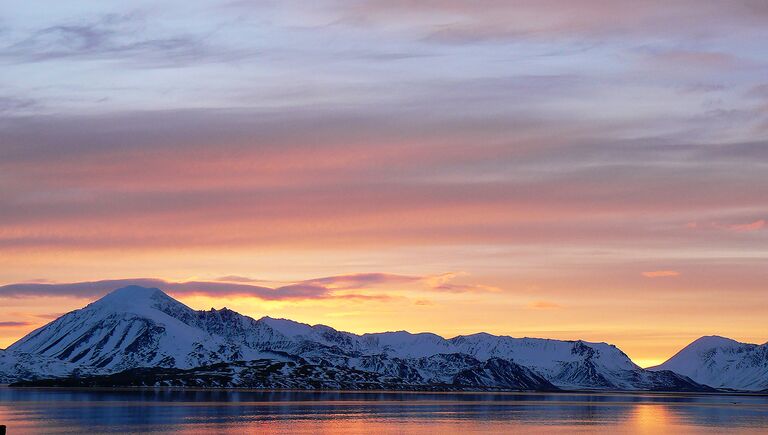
[344,0,768,43]
[0,272,495,302]
[641,50,752,77]
[0,321,34,327]
[1,102,766,254]
[302,272,499,293]
[685,219,766,233]
[0,278,328,300]
[0,13,246,67]
[528,301,562,309]
[304,273,423,289]
[1,0,767,308]
[423,272,501,293]
[215,275,272,283]
[648,50,745,69]
[729,219,766,232]
[34,313,65,320]
[642,271,681,278]
[0,95,38,114]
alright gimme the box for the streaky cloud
[0,272,493,302]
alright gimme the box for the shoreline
[3,384,767,397]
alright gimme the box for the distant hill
[650,336,768,391]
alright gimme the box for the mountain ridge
[0,285,736,392]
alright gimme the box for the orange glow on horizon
[2,276,766,368]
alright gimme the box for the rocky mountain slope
[2,285,711,391]
[11,357,559,391]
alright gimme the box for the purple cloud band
[0,321,34,327]
[0,273,491,301]
[0,278,326,300]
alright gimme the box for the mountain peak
[107,284,165,298]
[87,285,181,313]
[647,336,743,371]
[687,335,742,350]
[98,285,166,302]
[651,335,767,391]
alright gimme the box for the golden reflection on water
[630,404,677,434]
[166,405,756,435]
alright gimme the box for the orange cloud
[642,270,680,278]
[423,272,501,293]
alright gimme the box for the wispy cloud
[215,275,273,283]
[423,272,501,293]
[0,95,38,114]
[345,0,768,43]
[303,273,423,289]
[0,278,327,300]
[528,301,562,310]
[729,219,766,232]
[0,321,34,327]
[34,312,65,320]
[1,102,765,253]
[0,12,246,68]
[0,272,495,302]
[685,219,766,233]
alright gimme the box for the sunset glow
[1,0,767,368]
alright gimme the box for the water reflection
[1,388,767,434]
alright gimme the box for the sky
[1,0,767,367]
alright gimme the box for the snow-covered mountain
[7,286,282,372]
[650,336,768,391]
[447,333,702,391]
[1,285,708,391]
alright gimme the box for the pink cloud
[729,219,765,232]
[349,0,768,42]
[685,219,766,233]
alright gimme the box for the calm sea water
[1,387,767,434]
